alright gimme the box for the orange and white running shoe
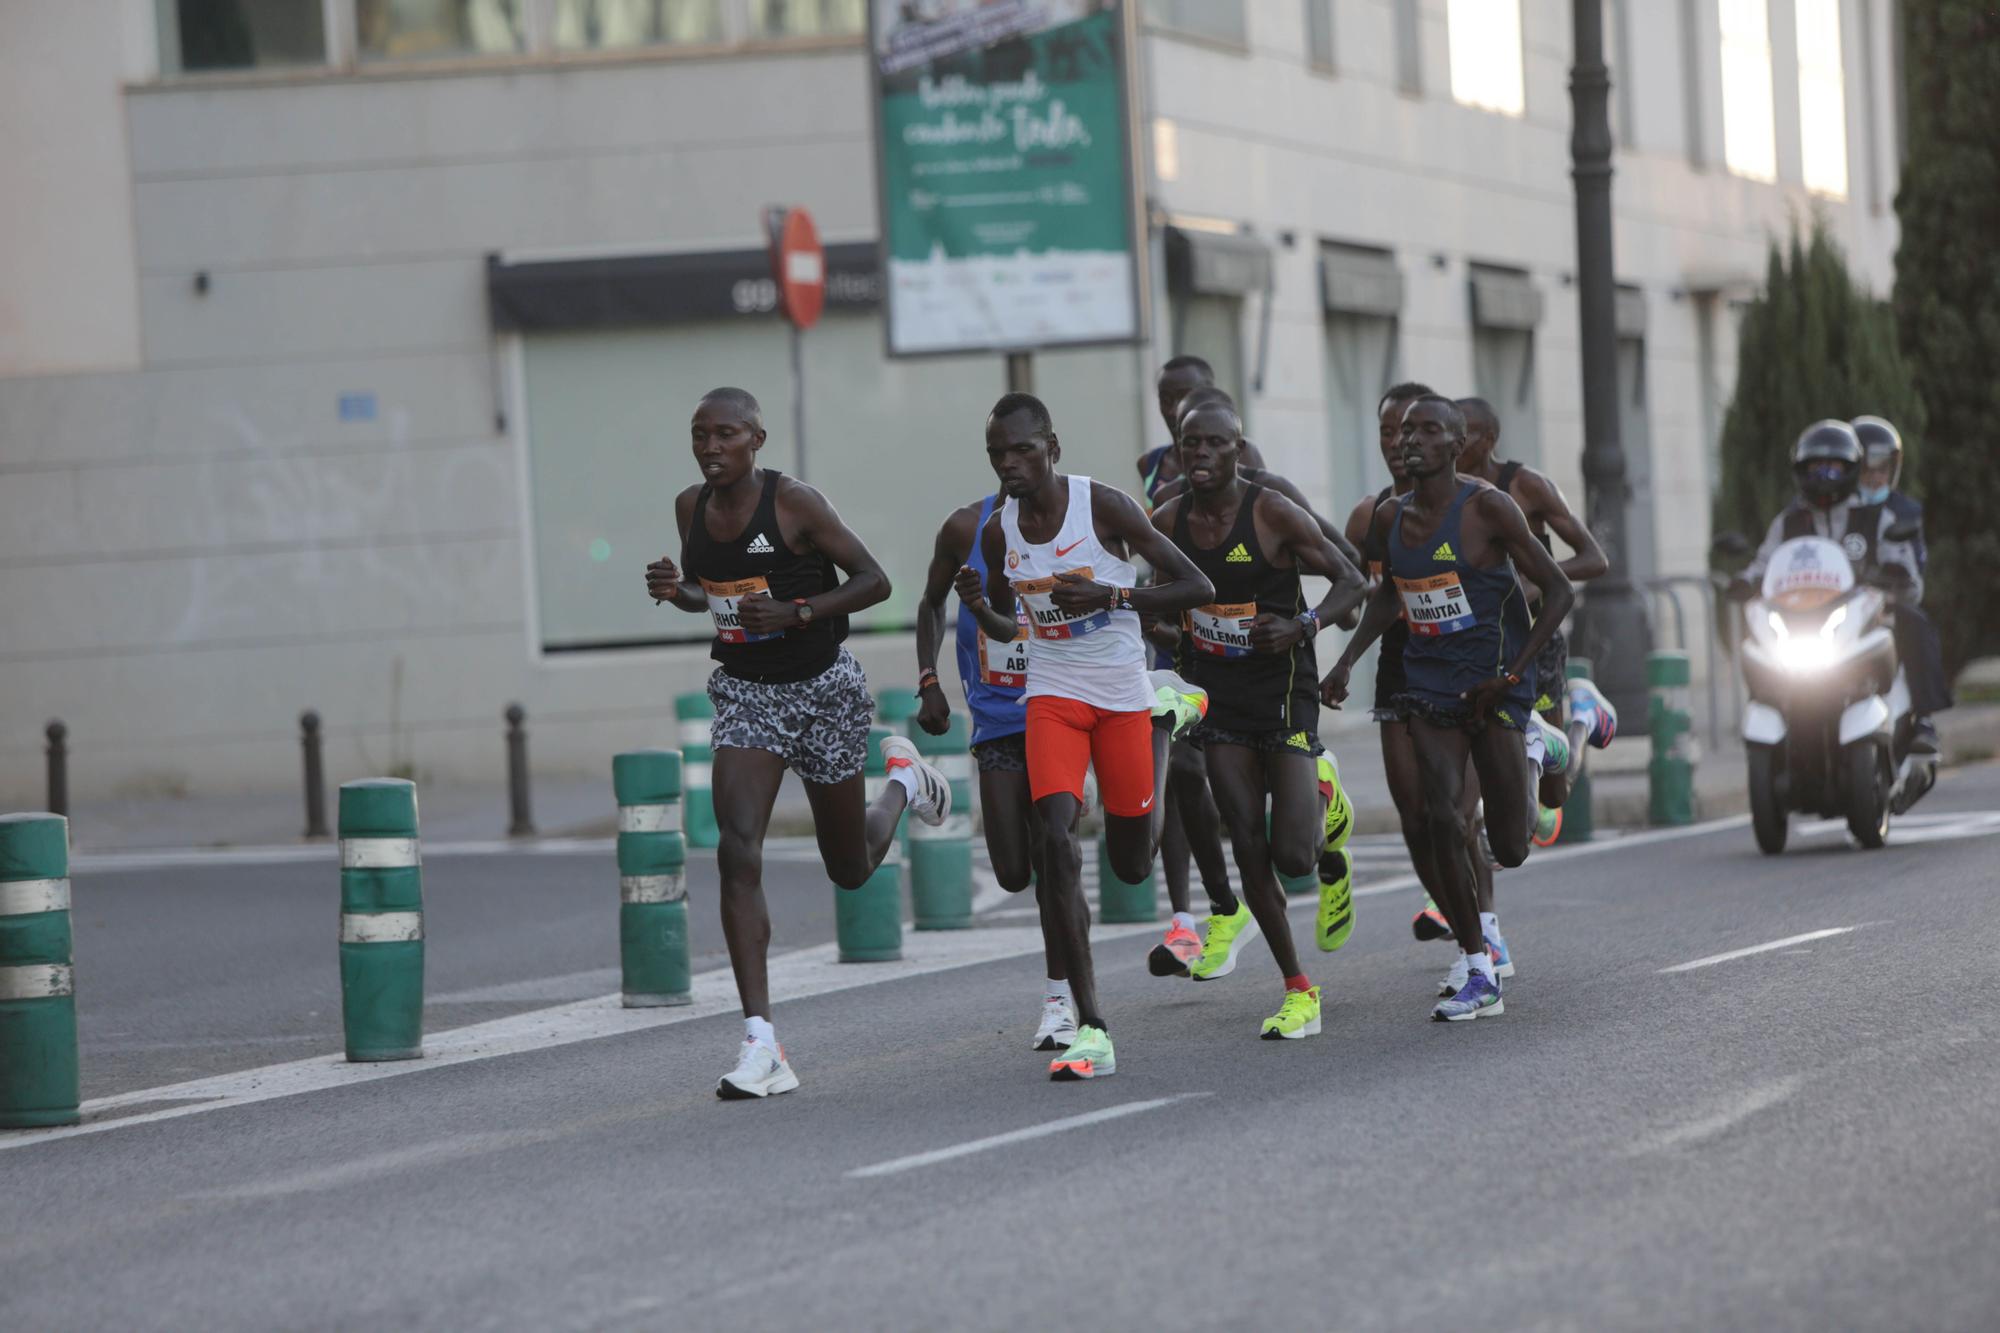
[1411,899,1452,942]
[1148,917,1202,977]
[1049,1025,1116,1080]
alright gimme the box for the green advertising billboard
[869,1,1142,356]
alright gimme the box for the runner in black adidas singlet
[1154,400,1366,1039]
[1323,396,1572,1023]
[644,387,951,1101]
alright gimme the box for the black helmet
[1850,415,1903,489]
[1792,420,1862,510]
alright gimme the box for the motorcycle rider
[1732,420,1937,751]
[1851,416,1949,752]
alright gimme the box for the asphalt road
[6,766,2000,1331]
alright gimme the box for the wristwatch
[1296,608,1320,638]
[1113,586,1135,613]
[793,598,814,626]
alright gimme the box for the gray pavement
[4,763,2000,1329]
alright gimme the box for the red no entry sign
[766,206,825,331]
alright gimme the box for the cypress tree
[1893,1,2000,674]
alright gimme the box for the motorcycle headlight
[1767,609,1787,638]
[1820,603,1848,638]
[1775,633,1837,672]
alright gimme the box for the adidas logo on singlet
[1225,543,1253,563]
[745,532,775,554]
[1432,541,1457,562]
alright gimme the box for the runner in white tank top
[956,393,1214,1083]
[1001,474,1154,713]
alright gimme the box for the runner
[1322,396,1574,1021]
[1154,400,1368,1037]
[958,392,1213,1079]
[1457,396,1616,839]
[1138,356,1265,507]
[914,494,1077,1052]
[644,387,952,1099]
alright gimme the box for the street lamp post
[1569,0,1651,720]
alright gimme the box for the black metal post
[300,710,329,839]
[1568,0,1652,720]
[44,720,67,818]
[1005,352,1033,394]
[505,703,534,837]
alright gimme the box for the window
[1304,0,1334,71]
[1718,0,1776,180]
[552,1,727,48]
[1143,0,1247,48]
[163,0,326,73]
[1446,0,1525,116]
[1795,0,1849,196]
[1395,0,1422,93]
[358,0,525,60]
[747,0,865,38]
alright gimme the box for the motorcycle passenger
[1851,416,1949,753]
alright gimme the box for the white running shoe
[1438,952,1471,999]
[879,736,951,826]
[1032,998,1079,1051]
[716,1039,800,1100]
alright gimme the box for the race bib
[1017,567,1113,641]
[1396,572,1474,636]
[701,575,780,644]
[1186,601,1256,658]
[978,604,1031,687]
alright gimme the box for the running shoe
[879,735,952,825]
[1189,902,1256,980]
[1531,713,1572,777]
[1148,918,1202,977]
[1049,1024,1115,1079]
[1437,951,1470,998]
[1149,668,1209,741]
[1032,997,1078,1051]
[1567,678,1619,750]
[1433,968,1504,1022]
[1260,985,1323,1040]
[1532,803,1563,847]
[1316,848,1354,953]
[1487,930,1515,980]
[716,1039,800,1100]
[1412,898,1452,942]
[1317,754,1353,855]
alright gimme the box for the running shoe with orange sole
[1148,918,1202,977]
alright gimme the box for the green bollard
[840,727,904,962]
[0,813,78,1129]
[1558,657,1595,843]
[1096,834,1158,923]
[1647,651,1697,826]
[338,779,424,1062]
[875,686,921,730]
[614,749,691,1007]
[675,693,719,850]
[908,716,973,929]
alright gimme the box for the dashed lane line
[1659,926,1864,974]
[847,1094,1210,1178]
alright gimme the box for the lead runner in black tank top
[682,469,846,684]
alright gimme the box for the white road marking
[1628,1075,1806,1153]
[847,1094,1208,1179]
[1659,927,1862,974]
[430,967,622,1006]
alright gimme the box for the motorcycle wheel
[1845,741,1890,849]
[1748,744,1787,855]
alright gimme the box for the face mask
[1856,485,1890,505]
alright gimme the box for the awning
[486,241,882,332]
[1165,226,1272,297]
[1468,267,1544,331]
[1319,243,1404,317]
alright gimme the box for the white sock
[745,1016,777,1049]
[1045,978,1071,1002]
[1466,949,1495,979]
[888,765,921,800]
[1481,911,1501,939]
[1172,911,1197,932]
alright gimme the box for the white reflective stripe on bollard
[680,720,713,747]
[685,762,713,788]
[617,804,682,834]
[340,838,421,869]
[0,963,74,1000]
[620,873,688,904]
[910,813,974,841]
[339,912,424,943]
[0,878,69,916]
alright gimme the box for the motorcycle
[1727,524,1936,853]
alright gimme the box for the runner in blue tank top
[915,493,1077,1052]
[1322,396,1573,1024]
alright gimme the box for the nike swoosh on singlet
[1053,538,1086,558]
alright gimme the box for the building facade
[0,0,1905,801]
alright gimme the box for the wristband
[1504,671,1522,687]
[916,668,940,694]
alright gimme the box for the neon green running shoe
[1317,753,1353,861]
[1260,985,1322,1040]
[1048,1024,1115,1080]
[1316,847,1354,952]
[1148,668,1209,741]
[1189,902,1255,980]
[1533,802,1563,847]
